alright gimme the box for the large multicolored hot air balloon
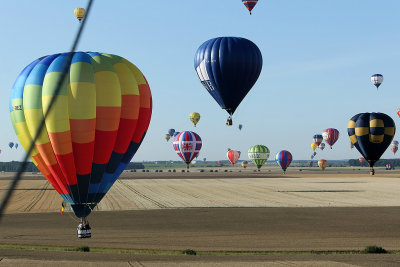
[319,143,325,151]
[311,143,318,151]
[371,74,383,89]
[242,0,258,14]
[227,149,240,165]
[8,142,14,149]
[313,134,323,146]
[275,150,292,173]
[173,131,202,168]
[10,52,152,237]
[348,112,395,175]
[165,134,171,142]
[322,128,339,148]
[248,145,269,170]
[318,159,328,171]
[189,112,200,127]
[168,129,175,136]
[74,8,85,23]
[194,37,262,125]
[241,161,248,168]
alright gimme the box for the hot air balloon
[242,0,258,15]
[322,128,339,148]
[165,134,171,142]
[318,159,328,171]
[313,151,317,156]
[74,8,85,23]
[15,143,18,149]
[189,112,200,127]
[313,134,323,146]
[241,161,248,168]
[348,112,395,175]
[168,129,175,136]
[227,149,241,165]
[8,142,14,149]
[397,108,400,118]
[194,37,262,125]
[203,157,206,162]
[311,154,314,159]
[10,52,152,237]
[248,145,269,171]
[359,157,365,164]
[275,150,292,173]
[319,143,325,151]
[386,163,392,170]
[371,74,383,89]
[173,131,202,168]
[391,142,398,155]
[239,124,243,131]
[217,160,222,165]
[311,143,318,151]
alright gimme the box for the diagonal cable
[0,0,94,220]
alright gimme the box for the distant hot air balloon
[15,143,18,149]
[189,112,200,127]
[311,143,318,151]
[322,128,339,148]
[391,141,398,154]
[348,112,395,175]
[386,163,392,170]
[203,157,206,162]
[311,154,314,159]
[371,74,383,89]
[227,150,241,165]
[74,8,85,23]
[10,52,152,237]
[239,124,243,131]
[165,134,171,142]
[397,108,400,118]
[319,143,325,151]
[168,129,175,136]
[359,157,365,164]
[313,151,317,156]
[241,161,248,168]
[194,37,262,125]
[393,140,399,146]
[217,160,222,165]
[8,142,14,149]
[242,0,258,15]
[313,134,323,146]
[318,159,328,171]
[173,131,202,168]
[275,150,292,173]
[248,145,270,171]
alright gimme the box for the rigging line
[0,0,95,221]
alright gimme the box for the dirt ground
[1,169,400,266]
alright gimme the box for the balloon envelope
[318,159,328,171]
[248,145,269,170]
[194,37,262,117]
[348,112,395,169]
[322,128,339,148]
[371,74,383,88]
[227,150,240,165]
[8,142,14,149]
[189,112,200,127]
[275,150,292,172]
[168,129,175,136]
[319,143,325,150]
[241,160,248,168]
[313,134,323,146]
[74,8,85,22]
[311,143,318,151]
[165,134,171,142]
[242,0,258,14]
[9,52,152,218]
[173,131,202,167]
[239,124,243,130]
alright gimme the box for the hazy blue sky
[1,0,400,162]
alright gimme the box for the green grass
[0,244,399,256]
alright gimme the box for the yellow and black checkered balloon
[347,112,395,167]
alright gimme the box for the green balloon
[248,145,270,170]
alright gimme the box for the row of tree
[348,159,400,167]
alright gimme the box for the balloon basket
[226,116,233,126]
[77,218,91,239]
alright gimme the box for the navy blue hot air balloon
[348,112,395,175]
[194,37,263,125]
[168,129,175,136]
[8,142,14,149]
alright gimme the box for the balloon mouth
[71,203,95,218]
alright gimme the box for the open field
[1,168,400,265]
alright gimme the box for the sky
[1,0,400,162]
